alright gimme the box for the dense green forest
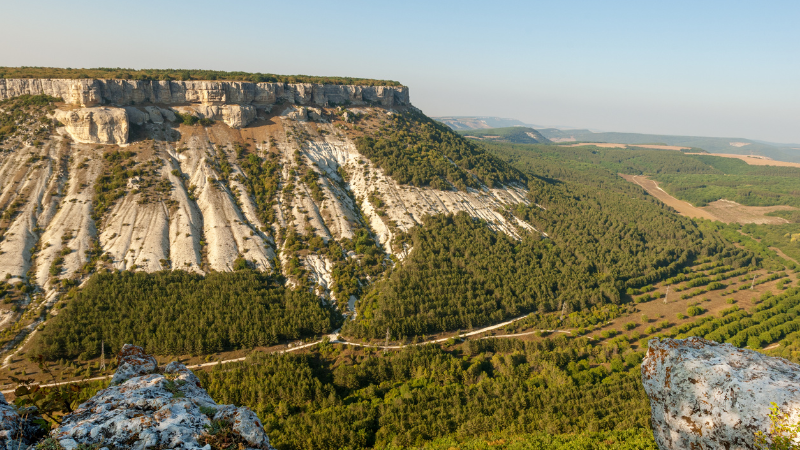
[345,142,758,339]
[346,212,608,338]
[32,270,339,360]
[0,67,401,86]
[356,112,525,190]
[479,142,716,176]
[650,155,800,208]
[198,337,653,450]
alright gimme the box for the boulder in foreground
[642,337,800,449]
[50,344,273,450]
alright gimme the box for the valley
[0,73,798,450]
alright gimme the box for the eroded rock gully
[0,82,540,353]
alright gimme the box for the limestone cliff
[642,337,800,450]
[0,79,409,109]
[0,80,538,354]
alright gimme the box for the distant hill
[457,126,551,144]
[433,116,540,130]
[538,128,800,163]
[435,115,800,163]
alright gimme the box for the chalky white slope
[0,79,538,342]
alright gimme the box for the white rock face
[54,107,129,145]
[642,337,800,450]
[54,345,274,450]
[0,392,43,446]
[175,104,257,128]
[0,79,410,108]
[109,344,158,385]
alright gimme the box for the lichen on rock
[642,336,800,450]
[50,344,274,450]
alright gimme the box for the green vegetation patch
[198,338,652,450]
[652,155,800,208]
[346,212,613,338]
[0,67,401,86]
[0,94,61,144]
[355,112,525,190]
[32,270,340,360]
[345,142,759,339]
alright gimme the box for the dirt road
[619,174,719,221]
[620,174,796,224]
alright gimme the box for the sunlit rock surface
[642,337,800,450]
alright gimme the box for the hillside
[433,116,536,130]
[0,77,541,359]
[433,114,800,163]
[539,128,800,163]
[3,103,800,449]
[457,126,551,144]
[0,74,731,361]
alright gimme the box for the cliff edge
[0,78,409,109]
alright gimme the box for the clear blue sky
[2,0,799,143]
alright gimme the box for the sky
[2,0,799,143]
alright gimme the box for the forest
[198,336,653,450]
[645,154,800,208]
[355,111,525,190]
[31,270,339,360]
[0,67,401,86]
[346,141,757,339]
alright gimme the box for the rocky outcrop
[174,104,257,128]
[642,337,800,450]
[54,107,129,145]
[0,394,45,448]
[52,344,274,450]
[109,344,158,385]
[0,79,409,108]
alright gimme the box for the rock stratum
[0,344,274,449]
[642,337,800,450]
[0,79,537,354]
[0,78,409,109]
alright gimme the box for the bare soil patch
[620,174,718,221]
[687,153,800,168]
[703,199,795,224]
[565,143,689,150]
[620,174,797,224]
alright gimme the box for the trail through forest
[0,314,565,394]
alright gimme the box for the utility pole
[751,274,757,290]
[100,340,106,371]
[664,285,670,305]
[384,328,390,354]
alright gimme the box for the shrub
[687,306,704,317]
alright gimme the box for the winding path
[1,314,570,394]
